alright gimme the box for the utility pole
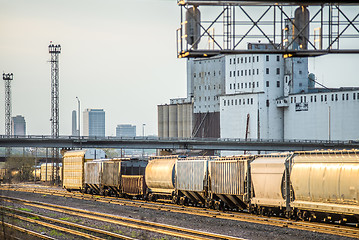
[49,43,61,185]
[3,73,13,157]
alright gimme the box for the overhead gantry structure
[177,0,359,58]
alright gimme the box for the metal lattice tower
[3,73,13,137]
[48,43,61,185]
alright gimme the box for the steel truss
[177,2,359,58]
[3,73,13,157]
[48,43,61,185]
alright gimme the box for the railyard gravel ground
[0,184,357,240]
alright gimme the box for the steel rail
[1,221,56,240]
[1,195,245,240]
[1,206,135,240]
[2,211,106,240]
[3,186,359,239]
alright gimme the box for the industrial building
[158,50,359,143]
[11,115,26,136]
[116,124,136,137]
[83,109,105,137]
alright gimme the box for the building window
[331,94,334,101]
[231,99,234,105]
[321,95,323,102]
[245,57,247,63]
[233,71,236,77]
[276,68,280,75]
[238,83,240,89]
[230,71,232,77]
[249,57,251,63]
[257,56,259,62]
[325,95,327,101]
[194,73,196,78]
[235,99,237,105]
[346,93,349,100]
[233,58,236,64]
[277,81,280,87]
[243,99,245,105]
[227,100,230,105]
[291,97,293,103]
[237,58,239,63]
[249,82,251,88]
[354,93,356,100]
[245,70,247,76]
[314,95,317,102]
[239,99,241,105]
[266,55,269,61]
[247,99,250,104]
[300,96,303,102]
[257,69,259,75]
[230,59,232,64]
[224,100,226,106]
[249,70,251,76]
[266,100,269,107]
[299,70,302,74]
[294,97,296,103]
[253,82,255,88]
[277,55,280,61]
[241,57,243,63]
[245,83,247,88]
[310,96,313,102]
[241,70,243,76]
[251,98,253,104]
[304,96,306,102]
[214,71,216,76]
[342,94,345,100]
[335,94,338,101]
[237,70,240,76]
[266,68,269,74]
[257,82,259,87]
[252,69,255,75]
[199,86,201,90]
[230,84,232,89]
[241,83,243,88]
[253,56,255,62]
[266,81,269,87]
[234,84,236,89]
[214,85,216,89]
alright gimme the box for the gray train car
[175,156,218,206]
[250,153,293,216]
[145,155,178,201]
[208,155,253,210]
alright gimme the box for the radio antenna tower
[3,73,13,157]
[48,43,61,185]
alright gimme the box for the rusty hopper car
[121,175,146,198]
[290,150,359,223]
[145,155,177,201]
[208,155,253,210]
[62,149,106,191]
[250,153,293,215]
[175,156,218,206]
[84,158,148,197]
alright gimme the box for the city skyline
[0,1,358,137]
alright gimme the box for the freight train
[62,149,359,225]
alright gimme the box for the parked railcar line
[2,186,359,239]
[1,195,245,240]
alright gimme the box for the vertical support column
[48,43,61,185]
[3,73,13,157]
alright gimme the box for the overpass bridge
[0,135,358,152]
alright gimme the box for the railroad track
[2,185,359,239]
[1,195,245,240]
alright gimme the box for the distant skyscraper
[83,109,105,137]
[11,115,26,136]
[72,110,77,136]
[116,124,136,137]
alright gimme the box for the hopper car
[62,149,359,225]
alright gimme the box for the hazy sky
[0,1,358,136]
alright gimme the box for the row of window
[223,98,254,106]
[194,84,221,91]
[229,68,280,77]
[194,103,220,109]
[196,96,220,102]
[291,92,359,103]
[228,80,281,90]
[194,71,221,78]
[229,55,281,65]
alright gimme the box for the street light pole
[76,97,80,137]
[142,124,146,158]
